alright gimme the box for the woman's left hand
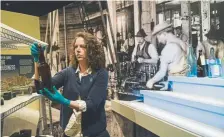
[39,86,71,106]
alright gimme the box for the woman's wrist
[69,100,87,112]
[34,62,39,67]
[64,98,71,107]
[69,100,80,110]
[76,100,87,112]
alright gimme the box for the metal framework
[1,23,50,135]
[1,23,48,46]
[1,95,41,120]
[0,95,41,135]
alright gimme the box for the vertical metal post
[48,12,52,65]
[201,0,210,41]
[141,1,152,41]
[39,97,47,134]
[134,0,140,47]
[63,6,68,67]
[150,1,157,25]
[181,1,192,45]
[48,100,53,135]
[163,3,166,21]
[48,11,55,135]
[99,1,120,99]
[188,1,192,46]
[141,1,156,41]
[49,11,55,69]
[98,1,117,66]
[78,5,84,25]
[50,12,53,69]
[81,2,88,30]
[106,0,117,66]
[44,14,49,61]
[214,0,217,28]
[44,15,49,43]
[1,120,4,136]
[150,1,157,46]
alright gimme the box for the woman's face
[74,37,87,62]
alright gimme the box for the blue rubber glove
[39,86,71,106]
[30,42,46,62]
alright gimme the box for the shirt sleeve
[148,44,159,61]
[151,61,168,83]
[34,79,43,92]
[131,45,138,61]
[179,38,188,54]
[85,69,108,112]
[51,67,68,89]
[160,44,176,64]
[150,44,171,83]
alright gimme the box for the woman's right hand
[30,42,46,62]
[39,86,71,106]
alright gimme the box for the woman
[31,32,110,137]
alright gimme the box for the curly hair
[70,32,106,71]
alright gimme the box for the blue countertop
[168,76,224,87]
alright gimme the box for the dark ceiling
[1,1,75,16]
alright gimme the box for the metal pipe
[48,11,54,136]
[81,2,88,29]
[134,0,140,48]
[98,1,116,66]
[105,1,121,66]
[49,12,52,65]
[44,15,49,43]
[40,96,48,134]
[63,6,68,67]
[188,1,192,46]
[214,0,217,27]
[44,15,49,59]
[48,99,53,135]
[78,5,84,25]
[99,1,120,99]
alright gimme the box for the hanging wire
[80,1,89,30]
